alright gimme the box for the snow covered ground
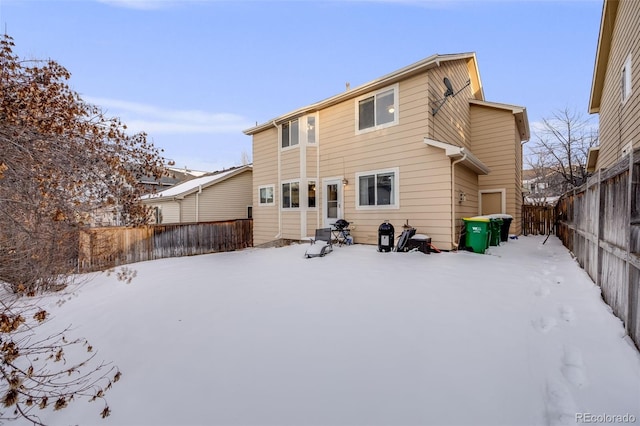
[19,235,640,426]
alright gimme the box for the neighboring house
[523,168,554,206]
[243,53,529,250]
[588,0,639,171]
[137,166,208,193]
[140,165,253,224]
[522,166,584,205]
[88,165,208,227]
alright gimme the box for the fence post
[626,151,633,333]
[594,170,601,288]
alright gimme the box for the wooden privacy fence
[78,219,253,273]
[556,149,640,349]
[522,205,555,236]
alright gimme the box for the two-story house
[587,0,639,171]
[244,53,529,250]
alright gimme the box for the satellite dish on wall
[432,77,472,116]
[443,77,454,97]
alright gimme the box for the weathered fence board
[79,219,252,272]
[522,205,555,236]
[556,148,640,349]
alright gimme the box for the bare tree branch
[524,107,598,204]
[0,33,155,423]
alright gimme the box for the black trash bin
[378,221,395,252]
[489,214,513,242]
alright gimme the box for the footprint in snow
[545,377,578,426]
[533,316,557,333]
[561,346,588,388]
[560,305,575,323]
[536,286,551,297]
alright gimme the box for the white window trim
[622,53,632,104]
[281,179,301,210]
[355,83,399,135]
[258,184,275,206]
[622,141,633,157]
[355,167,400,210]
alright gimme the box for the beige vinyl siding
[280,148,301,181]
[471,104,522,234]
[597,0,640,169]
[198,170,252,221]
[455,164,480,219]
[280,211,301,240]
[513,134,523,235]
[146,200,180,224]
[305,210,320,238]
[253,128,280,245]
[306,145,318,178]
[166,170,252,224]
[180,196,197,222]
[429,61,473,148]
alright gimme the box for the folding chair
[305,228,333,258]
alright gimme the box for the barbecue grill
[332,219,352,245]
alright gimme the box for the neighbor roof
[243,52,484,135]
[140,165,252,201]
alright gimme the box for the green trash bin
[488,217,503,246]
[463,217,491,254]
[488,214,513,242]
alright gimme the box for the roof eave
[589,0,618,114]
[586,147,600,172]
[244,53,479,135]
[141,165,252,200]
[424,138,490,175]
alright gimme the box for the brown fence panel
[555,149,640,349]
[522,205,555,236]
[79,219,252,273]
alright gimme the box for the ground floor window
[356,167,399,209]
[282,181,300,209]
[258,185,275,205]
[308,180,316,208]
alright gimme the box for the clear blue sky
[0,0,603,172]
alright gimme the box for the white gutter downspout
[273,121,282,239]
[195,184,202,222]
[450,151,467,249]
[173,197,183,223]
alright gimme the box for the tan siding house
[141,165,252,224]
[245,53,530,250]
[588,0,640,171]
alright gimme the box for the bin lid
[486,213,513,219]
[463,217,490,222]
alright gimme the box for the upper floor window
[356,84,398,134]
[258,185,275,206]
[307,116,316,144]
[622,54,632,104]
[282,181,299,209]
[281,119,299,148]
[356,167,399,209]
